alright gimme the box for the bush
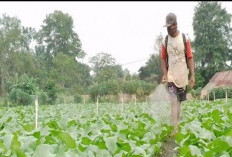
[9,89,33,105]
[209,87,232,100]
[105,80,120,95]
[7,74,38,106]
[3,97,9,107]
[89,79,156,102]
[122,80,139,95]
[194,72,205,90]
[136,87,145,99]
[57,97,65,104]
[189,87,202,99]
[43,80,57,105]
[89,79,120,101]
[89,84,99,101]
[122,80,156,97]
[74,94,83,104]
[99,95,118,103]
[39,92,49,105]
[140,81,156,96]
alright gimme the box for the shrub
[7,74,38,106]
[43,80,57,105]
[39,92,49,105]
[140,81,156,96]
[9,89,33,105]
[189,87,202,99]
[209,87,232,100]
[122,80,139,95]
[99,95,118,103]
[89,79,120,101]
[74,94,83,104]
[89,79,155,102]
[89,84,99,101]
[122,80,156,97]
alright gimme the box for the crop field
[0,99,231,157]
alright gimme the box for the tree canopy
[193,1,232,83]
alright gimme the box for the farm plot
[176,99,232,157]
[0,100,231,157]
[0,103,172,157]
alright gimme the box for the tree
[51,53,76,89]
[89,52,123,83]
[7,53,40,78]
[193,1,232,83]
[36,10,85,66]
[139,54,162,83]
[89,52,116,73]
[0,14,35,96]
[50,53,91,94]
[138,33,163,83]
[121,68,133,81]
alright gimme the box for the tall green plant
[89,79,120,101]
[193,1,232,83]
[36,10,85,66]
[138,33,163,83]
[0,14,35,96]
[42,80,57,105]
[7,74,39,105]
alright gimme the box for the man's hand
[189,75,195,88]
[162,75,168,84]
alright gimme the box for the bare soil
[158,136,179,157]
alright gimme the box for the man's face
[167,22,177,36]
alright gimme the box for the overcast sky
[0,1,232,74]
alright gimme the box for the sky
[0,1,232,74]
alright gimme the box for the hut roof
[200,70,232,98]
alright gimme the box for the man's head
[164,13,178,37]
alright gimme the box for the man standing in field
[161,13,195,136]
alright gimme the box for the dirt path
[158,136,179,157]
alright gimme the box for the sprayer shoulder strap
[165,33,187,67]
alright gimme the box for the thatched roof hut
[200,70,232,99]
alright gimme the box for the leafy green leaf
[93,136,107,150]
[189,145,202,157]
[23,124,35,132]
[45,136,57,144]
[57,131,76,149]
[78,144,86,152]
[0,140,7,154]
[105,136,117,154]
[82,137,92,145]
[116,139,131,152]
[32,144,56,157]
[207,138,230,152]
[212,109,223,124]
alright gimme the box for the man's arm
[185,38,195,88]
[161,44,168,83]
[161,58,168,82]
[187,57,195,88]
